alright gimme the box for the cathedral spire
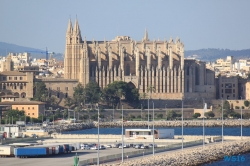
[73,19,81,35]
[72,18,82,43]
[143,28,149,41]
[66,19,73,36]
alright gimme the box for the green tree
[147,84,156,100]
[244,100,249,107]
[204,111,215,118]
[32,82,48,102]
[73,83,85,107]
[101,81,139,107]
[193,113,201,118]
[166,110,179,120]
[85,81,101,107]
[157,114,163,119]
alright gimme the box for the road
[0,147,142,166]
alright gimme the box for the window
[28,113,30,115]
[14,85,17,89]
[32,107,34,110]
[2,76,6,81]
[57,87,60,91]
[65,87,68,91]
[65,93,68,98]
[225,89,232,93]
[57,92,60,98]
[16,107,18,110]
[20,77,23,80]
[221,84,223,87]
[9,77,12,80]
[32,113,34,115]
[28,107,30,110]
[233,94,235,97]
[233,84,235,87]
[233,89,235,93]
[22,107,24,110]
[20,85,23,90]
[3,84,6,89]
[14,77,17,80]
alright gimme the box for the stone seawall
[106,140,250,166]
[95,120,250,128]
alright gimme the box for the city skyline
[1,0,250,53]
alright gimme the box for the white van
[81,144,90,150]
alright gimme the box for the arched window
[126,64,130,76]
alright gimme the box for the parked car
[90,146,98,150]
[148,144,157,148]
[106,145,112,148]
[135,144,142,149]
[100,145,106,150]
[81,144,90,150]
[140,145,149,149]
[124,144,129,148]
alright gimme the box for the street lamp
[182,99,184,151]
[113,105,114,122]
[122,104,124,162]
[203,103,206,149]
[221,98,224,144]
[240,96,243,139]
[141,104,142,121]
[165,104,167,120]
[97,107,100,166]
[152,101,155,156]
[148,97,149,129]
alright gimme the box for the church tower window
[126,64,130,76]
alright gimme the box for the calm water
[62,126,250,136]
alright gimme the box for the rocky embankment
[46,123,94,133]
[106,140,250,166]
[94,120,250,128]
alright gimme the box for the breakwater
[47,120,250,133]
[106,140,250,166]
[94,120,250,128]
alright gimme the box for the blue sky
[1,0,250,53]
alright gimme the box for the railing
[78,139,203,166]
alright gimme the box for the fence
[79,139,203,166]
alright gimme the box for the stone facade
[35,78,78,107]
[0,71,34,102]
[64,19,215,101]
[216,75,239,100]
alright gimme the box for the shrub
[193,113,201,118]
[244,100,250,107]
[157,114,163,118]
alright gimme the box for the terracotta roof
[0,71,26,76]
[0,101,45,105]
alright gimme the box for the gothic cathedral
[64,19,208,100]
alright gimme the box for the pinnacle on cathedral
[66,19,73,36]
[73,18,81,38]
[143,28,149,41]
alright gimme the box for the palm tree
[140,92,148,108]
[147,84,156,100]
[117,88,123,109]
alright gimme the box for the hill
[185,48,250,62]
[1,41,250,62]
[0,41,64,61]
